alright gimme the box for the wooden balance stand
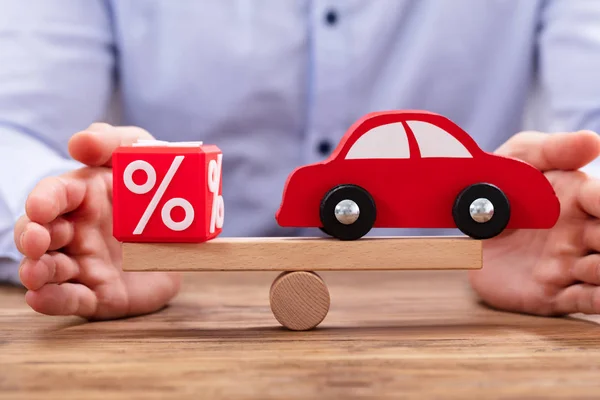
[122,236,482,331]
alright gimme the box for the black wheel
[319,226,332,236]
[452,183,510,240]
[319,184,376,240]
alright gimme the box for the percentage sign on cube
[123,156,195,234]
[207,153,224,233]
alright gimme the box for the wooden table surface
[2,270,600,399]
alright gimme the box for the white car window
[406,120,472,158]
[345,122,410,159]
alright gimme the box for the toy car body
[275,110,560,240]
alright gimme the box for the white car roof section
[345,122,410,159]
[406,120,472,158]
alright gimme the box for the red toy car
[275,110,560,240]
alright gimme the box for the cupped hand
[469,129,600,316]
[14,123,181,320]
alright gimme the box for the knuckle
[48,178,67,211]
[26,176,69,218]
[34,176,63,199]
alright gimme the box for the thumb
[494,130,600,172]
[67,123,154,167]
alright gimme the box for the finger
[495,130,600,172]
[578,178,600,219]
[13,214,31,255]
[552,283,600,315]
[68,123,154,167]
[583,221,600,253]
[531,257,576,288]
[46,217,75,250]
[570,254,600,285]
[19,252,80,291]
[63,224,107,258]
[25,282,97,318]
[18,222,50,259]
[25,175,86,224]
[17,217,75,259]
[24,218,76,251]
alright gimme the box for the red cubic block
[112,140,224,243]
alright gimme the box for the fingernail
[20,228,26,248]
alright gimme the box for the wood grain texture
[121,236,482,271]
[2,270,600,399]
[269,271,330,330]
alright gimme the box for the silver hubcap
[469,198,494,223]
[334,199,360,225]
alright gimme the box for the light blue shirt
[2,0,600,284]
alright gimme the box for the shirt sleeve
[537,0,600,177]
[0,0,115,284]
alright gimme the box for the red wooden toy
[112,140,224,242]
[275,110,560,240]
[115,110,563,331]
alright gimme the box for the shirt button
[324,9,338,26]
[317,139,333,155]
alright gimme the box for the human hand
[14,124,181,320]
[469,129,600,315]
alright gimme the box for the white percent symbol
[207,153,224,233]
[123,156,194,234]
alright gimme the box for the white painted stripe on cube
[132,140,203,147]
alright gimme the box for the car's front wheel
[452,183,510,239]
[320,184,376,240]
[319,226,332,237]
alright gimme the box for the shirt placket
[305,0,351,163]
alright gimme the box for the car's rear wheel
[452,183,510,239]
[320,184,376,240]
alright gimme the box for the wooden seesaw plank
[121,236,482,271]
